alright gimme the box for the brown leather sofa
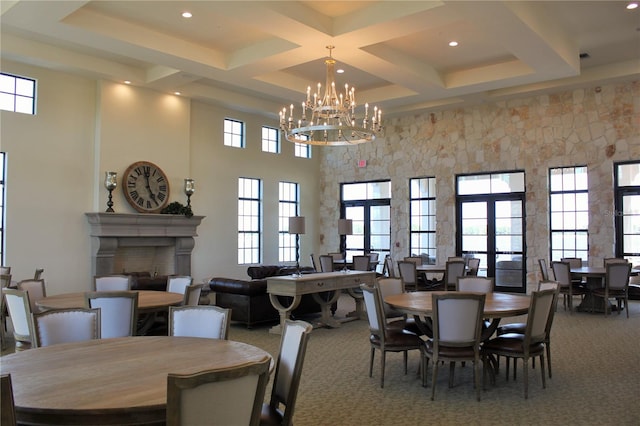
[209,265,332,328]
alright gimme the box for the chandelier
[279,46,382,146]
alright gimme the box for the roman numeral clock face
[122,161,170,213]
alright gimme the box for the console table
[267,270,375,334]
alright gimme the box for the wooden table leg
[268,294,302,334]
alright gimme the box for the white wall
[1,60,322,293]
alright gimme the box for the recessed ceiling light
[337,69,345,74]
[182,11,193,18]
[449,41,459,47]
[174,91,181,96]
[124,80,131,85]
[627,2,638,9]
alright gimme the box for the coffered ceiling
[1,1,638,118]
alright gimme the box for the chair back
[32,308,101,347]
[1,374,16,426]
[2,288,33,344]
[85,291,138,338]
[1,274,11,289]
[328,252,344,262]
[16,279,46,313]
[397,261,417,289]
[375,277,405,319]
[183,283,204,306]
[538,259,549,281]
[523,288,556,345]
[467,258,480,276]
[94,275,132,291]
[444,260,466,290]
[537,280,560,333]
[561,257,583,269]
[0,266,10,275]
[33,268,44,280]
[606,262,632,291]
[603,257,628,266]
[352,255,371,271]
[319,255,334,272]
[169,305,231,340]
[383,255,396,278]
[369,252,380,265]
[403,256,421,265]
[166,357,271,426]
[360,284,386,340]
[432,292,485,347]
[448,256,465,263]
[167,276,194,295]
[456,276,494,293]
[267,320,313,426]
[551,261,571,286]
[309,254,318,272]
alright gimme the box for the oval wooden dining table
[385,291,530,339]
[36,290,184,312]
[1,336,272,425]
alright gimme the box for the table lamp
[338,218,353,271]
[289,216,306,276]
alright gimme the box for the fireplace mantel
[86,213,205,277]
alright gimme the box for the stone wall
[319,81,640,291]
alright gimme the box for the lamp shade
[289,216,306,235]
[338,218,353,235]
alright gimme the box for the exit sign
[358,160,367,168]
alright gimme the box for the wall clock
[122,161,170,213]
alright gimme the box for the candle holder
[184,179,195,208]
[104,171,117,212]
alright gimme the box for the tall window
[0,72,36,114]
[294,141,311,158]
[238,177,261,264]
[549,166,588,261]
[262,126,279,153]
[409,177,436,264]
[224,118,245,148]
[278,182,300,262]
[0,152,5,265]
[614,161,640,265]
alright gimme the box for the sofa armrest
[209,277,267,296]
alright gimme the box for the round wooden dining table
[385,291,530,338]
[36,290,184,312]
[1,336,272,425]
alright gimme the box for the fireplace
[86,213,205,277]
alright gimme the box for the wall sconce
[104,171,117,212]
[184,179,195,208]
[289,216,306,276]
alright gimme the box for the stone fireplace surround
[86,213,205,277]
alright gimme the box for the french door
[457,194,526,293]
[343,201,391,271]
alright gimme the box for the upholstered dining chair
[383,255,396,278]
[538,259,550,281]
[166,357,271,426]
[309,254,318,272]
[33,268,44,280]
[603,257,629,266]
[85,291,139,338]
[482,288,556,399]
[561,257,585,285]
[442,260,466,291]
[94,275,132,292]
[397,261,419,292]
[352,255,371,272]
[169,305,231,339]
[319,255,334,273]
[2,288,34,350]
[466,258,480,276]
[422,292,486,401]
[1,274,12,348]
[166,275,194,296]
[497,281,559,379]
[32,307,101,347]
[456,276,494,293]
[375,278,421,335]
[183,283,204,306]
[593,262,632,317]
[360,283,422,388]
[16,279,46,313]
[1,374,16,426]
[260,320,312,426]
[551,261,586,312]
[0,266,10,275]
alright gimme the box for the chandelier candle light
[279,46,382,146]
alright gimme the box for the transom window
[614,161,640,265]
[262,126,279,153]
[0,73,36,115]
[409,177,436,263]
[238,177,261,264]
[278,182,300,262]
[549,166,588,261]
[224,118,245,148]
